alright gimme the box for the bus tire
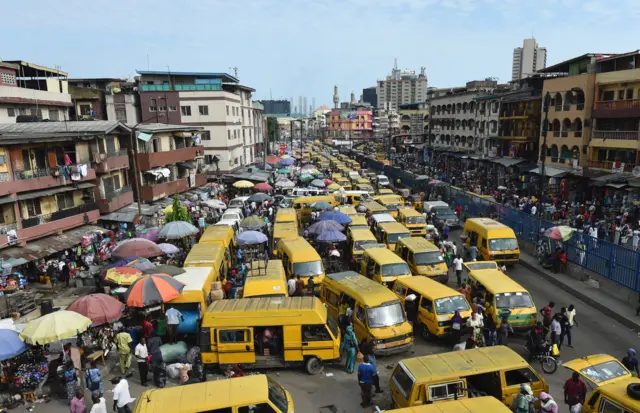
[305,356,324,375]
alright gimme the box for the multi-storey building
[512,38,547,81]
[376,64,427,110]
[589,51,640,173]
[537,54,605,170]
[362,86,377,108]
[474,94,502,157]
[398,102,429,146]
[0,61,71,123]
[328,109,373,139]
[136,70,255,173]
[261,100,291,115]
[68,78,141,124]
[252,102,265,159]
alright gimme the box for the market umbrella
[281,154,291,159]
[105,266,142,285]
[310,179,326,188]
[253,182,273,191]
[106,257,136,270]
[111,238,163,258]
[299,174,313,182]
[278,167,292,174]
[316,229,347,242]
[143,265,186,276]
[275,178,295,188]
[241,215,267,229]
[266,155,282,165]
[327,183,341,191]
[123,274,186,308]
[301,164,316,170]
[237,230,268,245]
[233,180,254,189]
[157,243,180,255]
[324,179,333,185]
[136,228,160,242]
[67,294,125,326]
[203,199,227,210]
[309,169,322,176]
[20,311,92,345]
[126,257,155,271]
[544,226,575,242]
[0,330,27,361]
[279,158,295,166]
[307,220,344,235]
[247,193,272,203]
[311,201,332,211]
[319,211,352,225]
[158,221,199,240]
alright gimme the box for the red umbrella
[67,294,125,326]
[324,178,333,185]
[111,238,163,258]
[266,155,281,165]
[124,274,185,307]
[253,182,273,191]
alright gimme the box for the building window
[1,73,17,85]
[7,108,15,117]
[201,131,211,141]
[181,106,192,116]
[228,130,231,140]
[242,129,245,138]
[17,108,26,116]
[226,105,230,115]
[115,109,127,122]
[199,105,209,116]
[168,106,177,112]
[233,130,237,139]
[158,105,167,112]
[56,192,75,211]
[25,199,42,217]
[149,105,157,112]
[49,109,59,121]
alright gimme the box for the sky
[4,0,640,108]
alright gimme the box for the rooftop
[538,53,616,73]
[68,77,127,83]
[0,120,128,135]
[3,60,68,77]
[131,123,204,134]
[136,70,238,83]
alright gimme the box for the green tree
[165,195,189,223]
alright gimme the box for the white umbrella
[204,199,227,210]
[275,178,295,188]
[158,221,199,239]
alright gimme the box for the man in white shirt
[165,307,183,344]
[90,395,107,413]
[531,204,537,216]
[287,277,297,296]
[112,377,135,413]
[134,337,149,386]
[452,255,464,287]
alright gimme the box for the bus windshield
[368,302,406,328]
[293,260,323,277]
[414,251,444,265]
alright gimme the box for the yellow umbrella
[163,205,173,214]
[327,183,341,190]
[105,267,142,285]
[233,180,254,189]
[20,310,92,345]
[281,154,291,159]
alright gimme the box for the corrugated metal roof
[0,120,128,135]
[0,224,105,264]
[17,183,95,201]
[99,212,138,223]
[129,123,204,133]
[136,70,239,83]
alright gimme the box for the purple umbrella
[279,158,295,166]
[307,220,344,235]
[316,229,347,242]
[318,211,352,225]
[137,228,160,242]
[157,243,180,255]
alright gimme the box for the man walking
[135,337,149,386]
[563,372,587,412]
[112,376,135,413]
[357,354,376,408]
[452,254,464,287]
[359,338,383,394]
[115,329,133,377]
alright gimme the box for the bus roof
[324,271,400,307]
[273,222,299,238]
[401,346,530,382]
[362,201,386,210]
[277,238,320,261]
[379,222,411,234]
[388,396,512,413]
[349,216,369,226]
[184,243,224,267]
[203,297,326,327]
[199,225,235,244]
[469,270,528,294]
[398,208,422,218]
[592,377,640,410]
[349,229,377,241]
[465,218,511,230]
[378,195,403,204]
[135,375,272,413]
[397,237,438,251]
[396,277,462,298]
[173,267,214,292]
[247,260,285,281]
[372,214,396,224]
[363,247,405,264]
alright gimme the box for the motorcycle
[524,341,558,374]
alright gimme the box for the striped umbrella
[105,267,142,286]
[123,274,185,308]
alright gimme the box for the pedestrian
[467,310,483,346]
[357,354,376,408]
[294,275,304,296]
[450,310,464,345]
[70,389,86,413]
[287,276,296,296]
[540,301,555,329]
[405,294,419,335]
[564,372,587,411]
[62,261,71,287]
[114,329,133,377]
[622,348,639,375]
[62,361,78,405]
[497,315,514,346]
[469,244,478,261]
[85,360,103,397]
[564,304,577,347]
[512,383,535,413]
[550,315,562,346]
[341,325,359,374]
[558,307,570,349]
[359,338,382,394]
[165,307,184,344]
[452,254,464,287]
[47,263,57,293]
[142,316,154,340]
[112,376,135,413]
[540,392,559,413]
[135,337,149,386]
[89,394,107,413]
[443,223,450,240]
[147,333,165,388]
[483,311,497,346]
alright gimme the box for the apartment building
[474,94,501,157]
[398,102,429,146]
[512,38,547,81]
[136,70,255,172]
[328,109,373,139]
[0,61,71,123]
[68,78,141,124]
[252,101,265,159]
[376,65,427,110]
[0,121,136,248]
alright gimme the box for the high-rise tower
[333,86,339,109]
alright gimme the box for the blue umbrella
[0,329,27,361]
[237,230,268,245]
[319,211,352,225]
[280,158,295,166]
[307,220,344,235]
[316,229,347,242]
[311,201,332,211]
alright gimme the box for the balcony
[19,203,100,244]
[591,130,640,149]
[0,172,13,197]
[136,145,204,171]
[96,186,134,214]
[139,178,188,202]
[11,167,96,193]
[0,85,72,106]
[592,130,640,140]
[92,150,130,173]
[588,160,635,172]
[593,99,640,118]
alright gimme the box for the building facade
[136,70,255,173]
[512,38,547,82]
[68,78,141,124]
[262,100,291,115]
[362,86,377,108]
[328,109,373,139]
[0,61,71,123]
[252,101,265,160]
[398,102,429,146]
[376,65,427,110]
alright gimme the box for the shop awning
[528,166,570,177]
[17,183,96,201]
[177,161,197,169]
[0,224,105,265]
[591,172,633,187]
[99,212,139,223]
[0,196,15,205]
[490,157,528,167]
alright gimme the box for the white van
[348,171,361,181]
[290,187,327,197]
[228,196,249,209]
[376,175,390,187]
[370,213,396,239]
